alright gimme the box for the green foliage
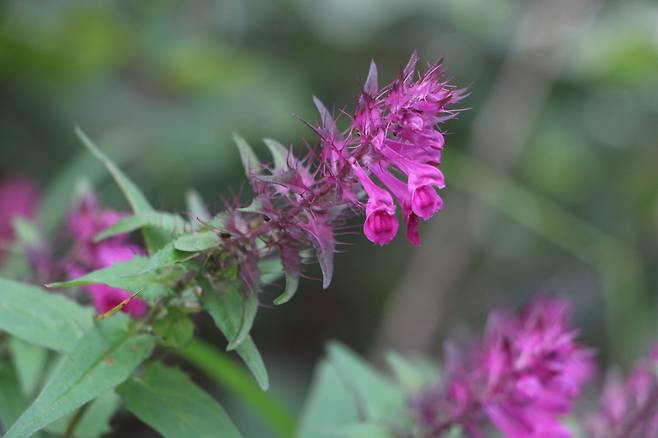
[8,338,48,397]
[4,315,155,438]
[233,134,261,176]
[153,308,195,349]
[118,362,242,438]
[202,281,269,390]
[297,342,407,438]
[0,364,29,432]
[95,212,190,242]
[179,340,294,437]
[76,128,169,253]
[46,391,120,438]
[203,282,258,351]
[0,277,93,352]
[173,231,221,252]
[47,255,175,304]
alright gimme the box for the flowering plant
[0,54,464,438]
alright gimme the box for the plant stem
[63,402,90,438]
[178,338,296,438]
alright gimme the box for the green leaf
[4,315,155,438]
[233,134,260,176]
[178,340,292,436]
[232,336,269,391]
[0,277,93,352]
[326,342,402,421]
[263,138,289,171]
[0,364,29,432]
[186,190,210,227]
[47,255,175,304]
[153,309,195,349]
[118,362,242,438]
[173,231,221,252]
[202,283,258,351]
[75,128,169,253]
[46,391,120,438]
[328,423,394,438]
[297,360,360,438]
[385,352,439,394]
[273,271,300,306]
[12,218,43,249]
[9,338,48,397]
[95,212,190,242]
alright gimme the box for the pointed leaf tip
[365,60,378,95]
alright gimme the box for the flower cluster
[208,54,464,291]
[413,297,595,437]
[586,347,658,437]
[0,175,39,264]
[66,195,148,318]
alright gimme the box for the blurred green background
[2,0,658,436]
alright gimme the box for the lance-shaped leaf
[263,138,290,171]
[202,282,268,390]
[45,391,120,438]
[4,315,155,438]
[202,283,257,351]
[173,231,221,252]
[233,134,260,176]
[95,212,190,242]
[75,128,169,253]
[186,190,210,228]
[118,363,242,438]
[0,277,93,353]
[47,251,181,304]
[9,338,48,397]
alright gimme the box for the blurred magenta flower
[67,195,147,318]
[414,297,594,437]
[586,346,658,438]
[0,175,39,262]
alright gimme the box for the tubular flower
[586,347,658,438]
[208,53,463,291]
[66,195,148,318]
[412,297,595,437]
[315,51,464,246]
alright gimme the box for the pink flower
[586,346,658,438]
[67,195,148,318]
[350,159,398,245]
[0,176,39,263]
[413,297,594,437]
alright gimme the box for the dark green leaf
[0,277,93,352]
[0,364,29,432]
[4,315,155,438]
[118,363,242,438]
[173,231,220,252]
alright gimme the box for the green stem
[63,402,90,438]
[178,339,296,438]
